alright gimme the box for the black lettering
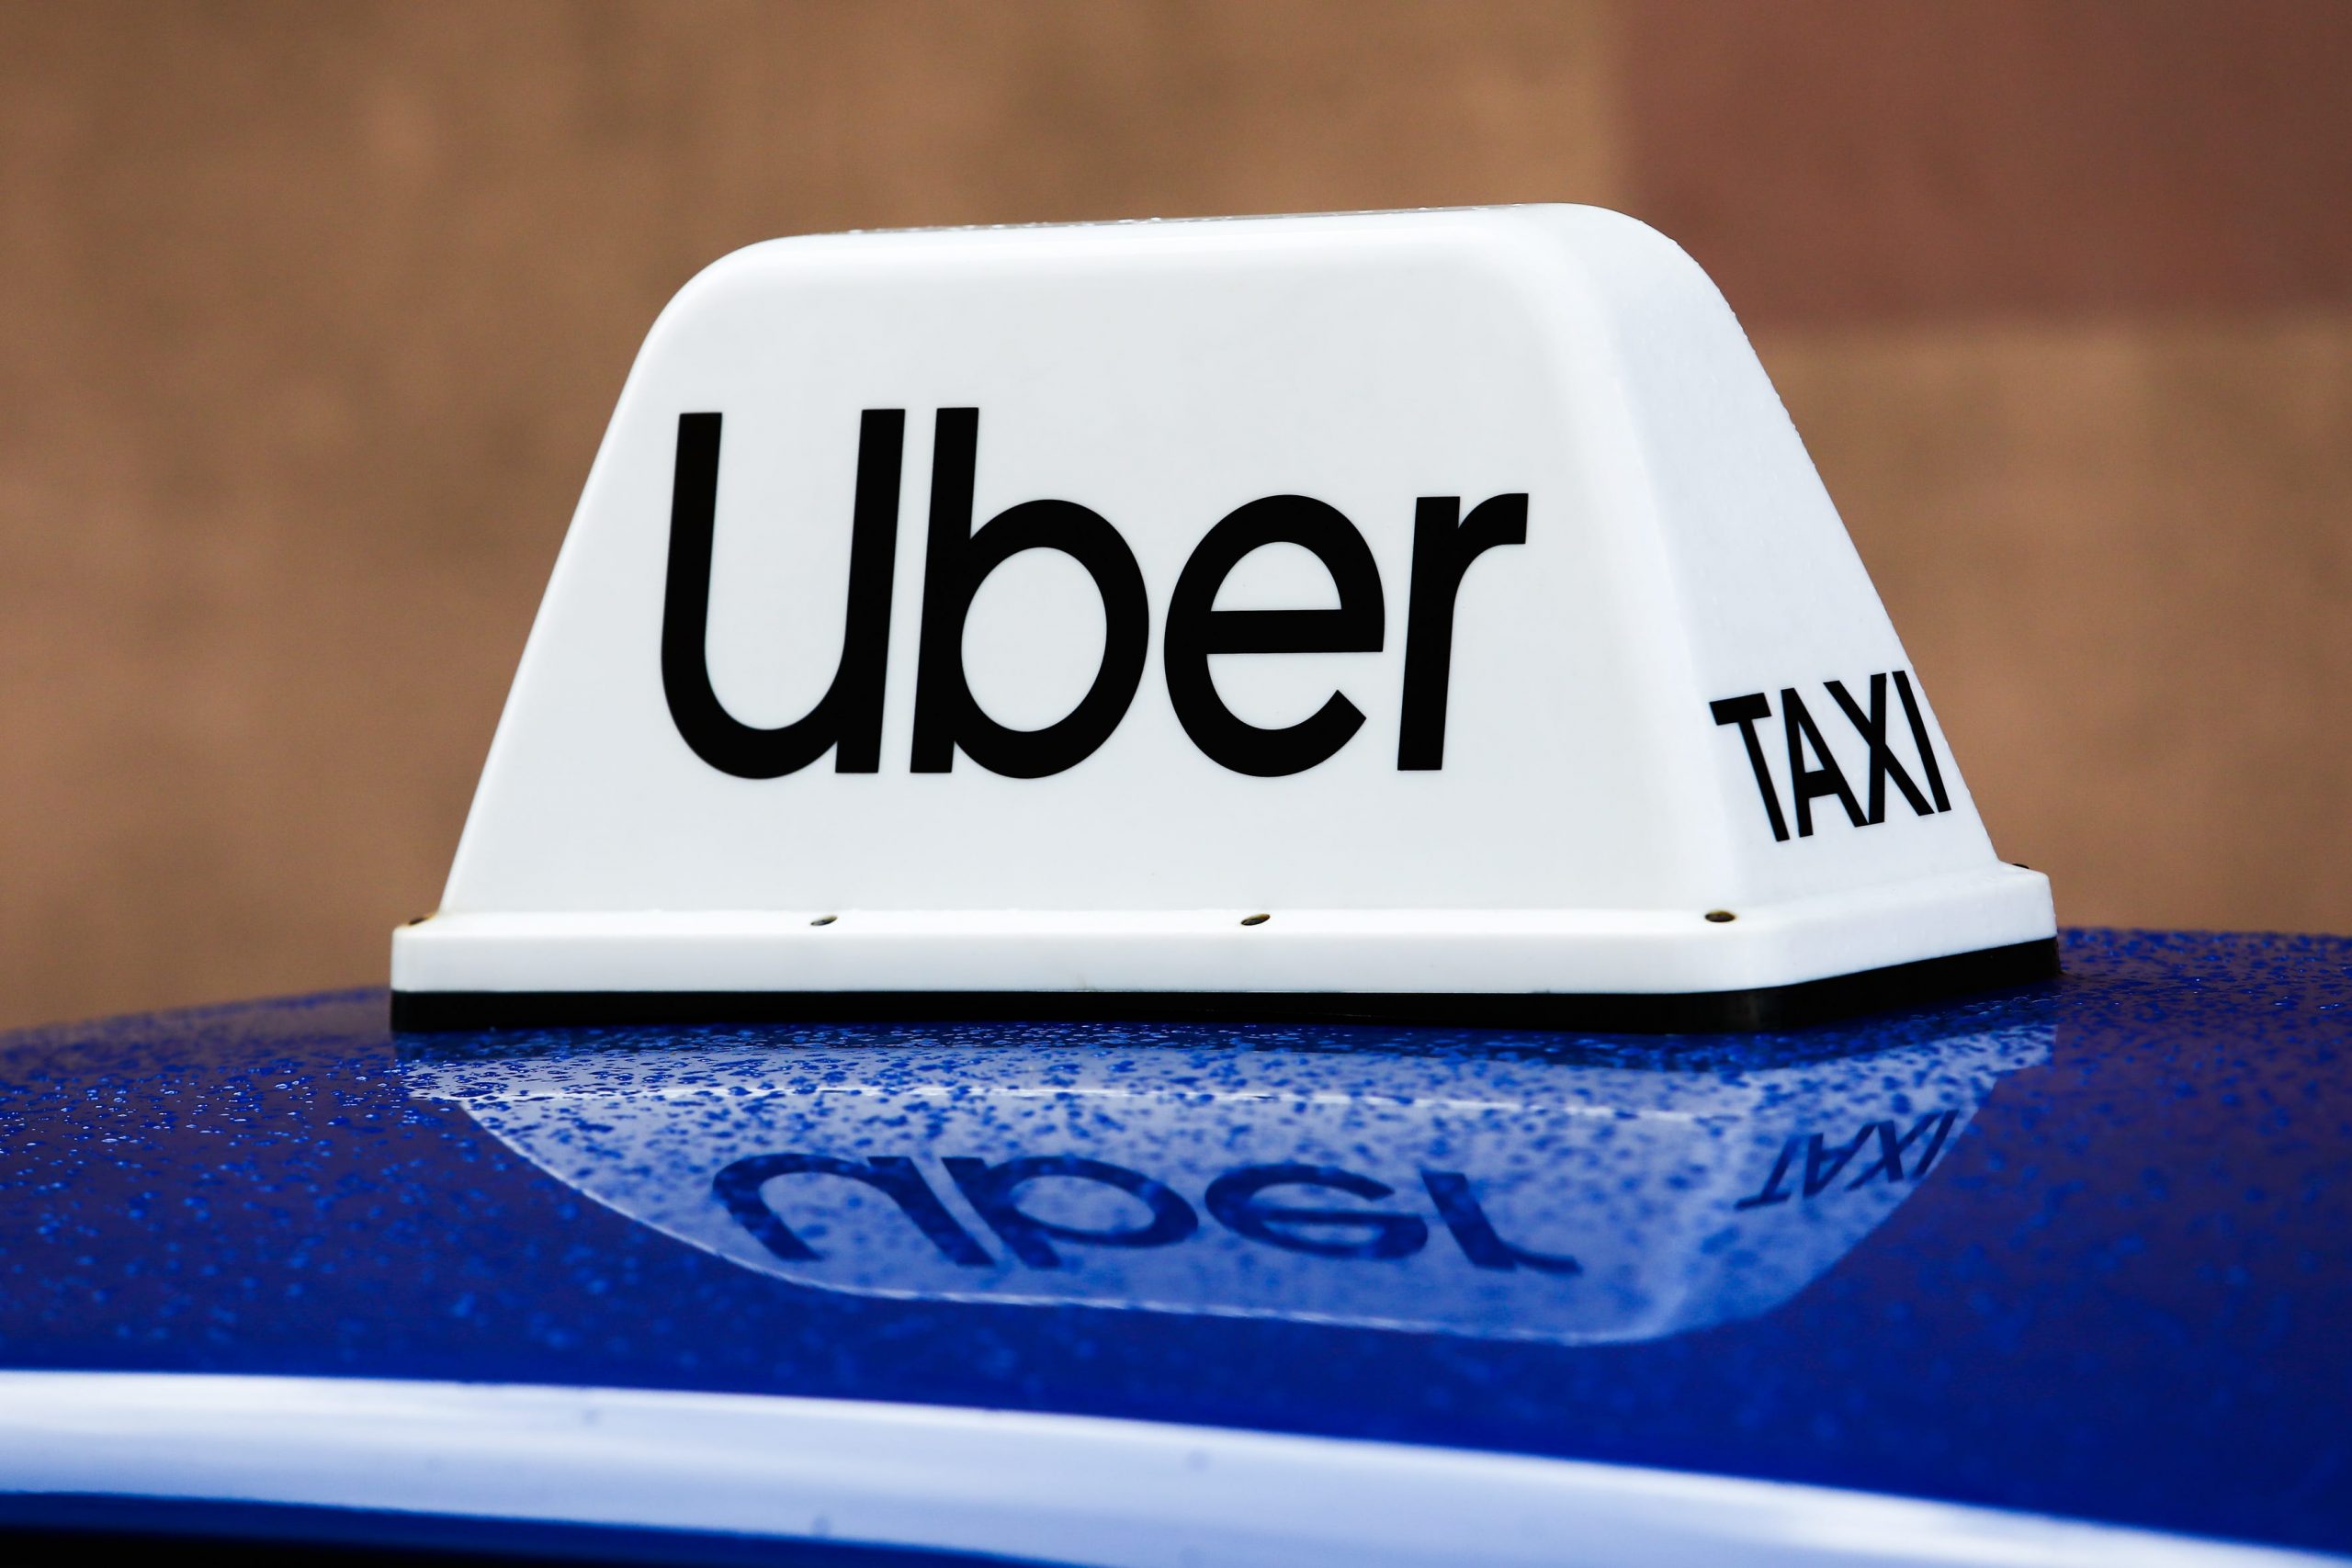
[910,410,1148,778]
[1734,1136,1800,1210]
[1711,693,1790,842]
[1396,494,1527,770]
[1891,670,1952,813]
[943,1154,1194,1269]
[1421,1170,1579,1274]
[1844,1111,1963,1190]
[1826,673,1935,824]
[1163,496,1385,776]
[1781,688,1865,837]
[1843,1120,1910,1190]
[1905,1109,1960,1179]
[662,411,904,777]
[1205,1163,1427,1259]
[1738,1113,1963,1206]
[711,1152,989,1266]
[1801,1125,1874,1198]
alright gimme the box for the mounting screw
[810,914,838,927]
[1704,909,1736,923]
[1240,913,1271,927]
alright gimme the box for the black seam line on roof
[389,938,2060,1035]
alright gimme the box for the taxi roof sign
[391,206,2056,1031]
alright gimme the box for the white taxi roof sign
[391,206,2055,1031]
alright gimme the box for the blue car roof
[1,928,2346,1557]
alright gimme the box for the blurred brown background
[3,1,2347,1029]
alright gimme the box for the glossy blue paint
[1,930,2346,1554]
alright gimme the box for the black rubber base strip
[390,935,2059,1035]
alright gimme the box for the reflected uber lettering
[713,1154,1570,1273]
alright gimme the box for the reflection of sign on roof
[391,207,2054,1032]
[407,1015,2050,1345]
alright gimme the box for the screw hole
[402,915,429,927]
[810,914,838,927]
[1704,909,1736,924]
[1239,913,1271,927]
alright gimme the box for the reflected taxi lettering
[1733,1111,1962,1211]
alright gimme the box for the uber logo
[662,410,1528,781]
[1709,671,1953,842]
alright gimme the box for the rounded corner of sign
[1985,859,2059,926]
[1443,207,1740,368]
[1510,201,1668,248]
[636,237,804,342]
[389,912,449,980]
